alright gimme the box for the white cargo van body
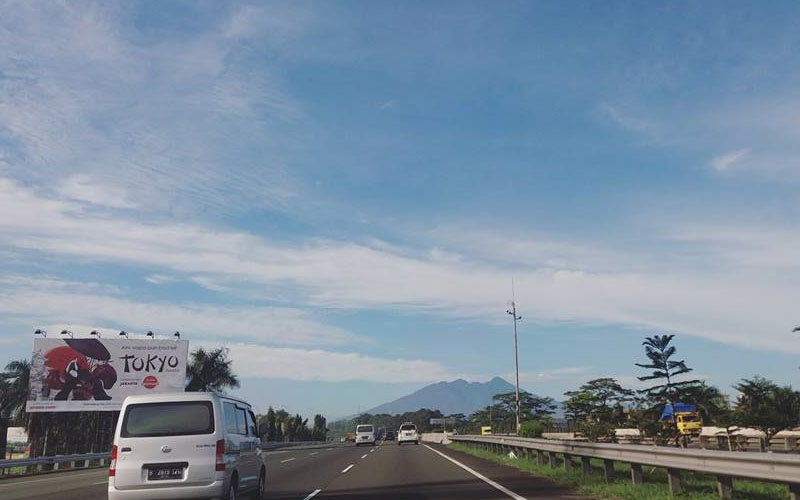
[355,424,375,446]
[108,392,264,500]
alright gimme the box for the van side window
[247,410,258,437]
[224,402,239,434]
[236,407,248,435]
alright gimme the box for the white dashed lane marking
[302,489,322,500]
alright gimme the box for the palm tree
[0,360,30,459]
[185,347,240,392]
[635,335,700,404]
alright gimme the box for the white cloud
[190,276,231,293]
[145,274,178,285]
[58,174,138,209]
[224,3,315,45]
[0,280,358,347]
[599,103,661,139]
[218,342,453,383]
[1,178,800,354]
[710,148,750,171]
[0,2,302,217]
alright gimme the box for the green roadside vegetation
[448,442,791,500]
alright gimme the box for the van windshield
[122,401,214,437]
[400,424,416,431]
[356,425,373,433]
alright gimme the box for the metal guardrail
[0,452,110,474]
[0,442,334,473]
[450,434,800,500]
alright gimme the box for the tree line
[0,347,327,460]
[340,334,800,446]
[331,393,559,439]
[561,334,800,444]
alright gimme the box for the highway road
[0,443,587,500]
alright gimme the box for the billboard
[26,338,189,412]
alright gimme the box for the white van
[108,393,265,500]
[355,424,375,446]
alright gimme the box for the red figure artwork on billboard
[43,339,117,401]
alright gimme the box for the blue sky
[1,1,800,419]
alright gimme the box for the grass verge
[447,442,790,500]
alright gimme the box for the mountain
[366,377,517,416]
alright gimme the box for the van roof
[121,392,252,407]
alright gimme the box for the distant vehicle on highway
[397,422,419,445]
[109,392,265,500]
[355,424,376,446]
[385,430,396,441]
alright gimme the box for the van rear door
[113,400,218,491]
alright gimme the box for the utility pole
[506,281,522,434]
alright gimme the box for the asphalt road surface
[1,443,590,500]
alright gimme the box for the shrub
[519,418,550,438]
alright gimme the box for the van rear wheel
[225,476,238,500]
[253,469,265,500]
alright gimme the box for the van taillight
[109,445,117,477]
[215,439,225,472]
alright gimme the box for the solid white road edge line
[341,464,355,473]
[302,488,322,500]
[280,457,296,463]
[423,444,526,500]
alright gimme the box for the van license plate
[147,466,184,480]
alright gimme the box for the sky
[1,0,800,419]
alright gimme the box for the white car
[355,424,376,446]
[108,392,265,500]
[397,422,419,445]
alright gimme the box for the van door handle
[121,447,132,453]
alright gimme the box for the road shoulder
[427,443,596,500]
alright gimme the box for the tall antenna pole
[507,279,522,434]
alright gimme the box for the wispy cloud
[219,342,453,383]
[145,274,178,285]
[0,2,304,217]
[710,148,750,171]
[599,103,661,140]
[0,275,358,347]
[1,178,799,354]
[58,174,138,209]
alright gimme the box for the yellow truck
[660,403,702,441]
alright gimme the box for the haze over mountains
[366,377,517,416]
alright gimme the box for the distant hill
[366,377,518,416]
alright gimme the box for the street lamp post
[506,300,522,435]
[34,329,47,338]
[60,329,74,338]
